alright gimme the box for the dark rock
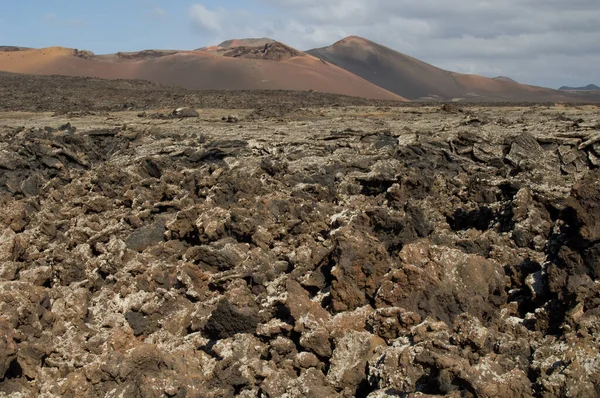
[144,158,162,179]
[564,169,600,242]
[447,207,495,231]
[222,115,239,123]
[207,140,248,149]
[173,107,199,117]
[505,132,543,167]
[0,321,18,379]
[329,228,392,312]
[125,311,158,337]
[583,243,600,278]
[59,122,76,134]
[20,174,43,197]
[204,300,259,340]
[126,220,166,252]
[260,158,288,176]
[440,104,463,113]
[184,241,245,271]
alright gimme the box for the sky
[0,0,598,89]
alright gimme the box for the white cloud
[187,0,600,87]
[42,12,86,27]
[147,7,167,19]
[67,18,86,27]
[42,13,58,23]
[190,4,223,33]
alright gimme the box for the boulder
[173,107,199,117]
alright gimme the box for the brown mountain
[199,40,304,61]
[0,41,406,101]
[206,38,276,50]
[0,46,30,52]
[307,36,579,102]
[559,84,600,91]
[494,76,518,83]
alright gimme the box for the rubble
[1,100,600,397]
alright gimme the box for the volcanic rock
[173,107,199,118]
[1,86,600,396]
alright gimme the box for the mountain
[559,84,600,91]
[3,36,597,103]
[494,76,518,83]
[307,36,577,102]
[0,41,406,101]
[0,46,30,52]
[199,40,304,61]
[208,38,276,49]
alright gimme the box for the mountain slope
[0,42,406,101]
[307,36,577,102]
[559,84,600,91]
[494,76,518,83]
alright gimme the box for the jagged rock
[204,299,259,340]
[532,335,600,397]
[283,280,332,357]
[285,280,330,330]
[222,115,240,123]
[368,307,422,341]
[173,107,199,117]
[294,351,321,369]
[125,219,166,252]
[184,240,248,271]
[511,187,552,248]
[505,132,543,167]
[1,100,600,396]
[20,174,44,197]
[376,241,506,324]
[564,169,600,242]
[0,320,17,379]
[467,357,532,397]
[125,310,159,337]
[143,158,162,178]
[473,142,504,163]
[0,151,22,170]
[327,331,385,394]
[588,150,600,167]
[440,103,463,113]
[329,227,392,313]
[165,206,201,241]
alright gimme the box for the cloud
[42,13,58,23]
[42,12,86,27]
[138,1,168,19]
[188,1,600,87]
[147,7,167,19]
[190,4,224,33]
[66,18,86,27]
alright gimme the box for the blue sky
[1,1,599,88]
[0,1,253,53]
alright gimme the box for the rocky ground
[0,86,600,397]
[0,72,405,115]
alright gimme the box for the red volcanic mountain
[2,36,592,103]
[0,40,406,101]
[307,36,577,102]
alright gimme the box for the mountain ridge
[559,84,600,91]
[1,36,598,102]
[307,36,577,102]
[0,41,405,101]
